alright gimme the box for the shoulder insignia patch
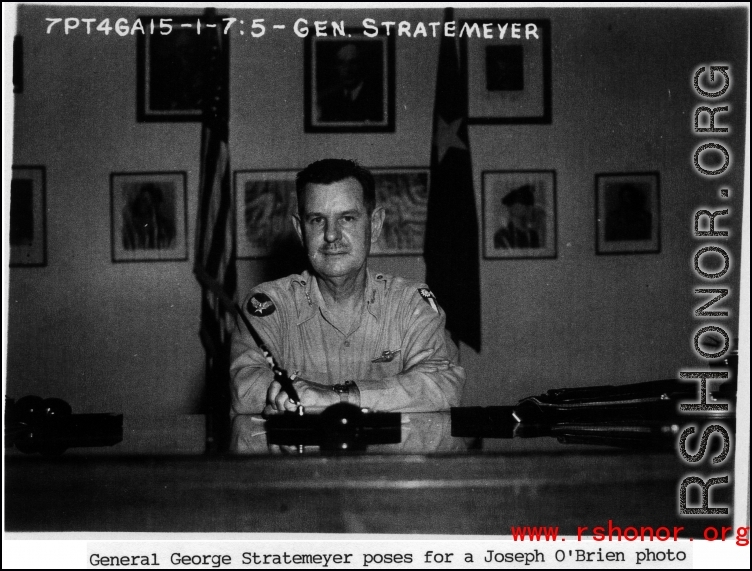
[418,288,439,313]
[248,293,276,317]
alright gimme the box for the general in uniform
[230,159,465,415]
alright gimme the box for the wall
[6,6,747,413]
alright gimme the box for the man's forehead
[301,178,366,212]
[337,44,359,62]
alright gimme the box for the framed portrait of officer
[482,170,557,259]
[304,28,395,133]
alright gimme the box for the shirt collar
[366,269,385,321]
[291,269,385,325]
[291,271,316,326]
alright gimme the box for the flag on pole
[424,8,482,351]
[193,9,235,448]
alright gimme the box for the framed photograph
[371,168,430,255]
[110,172,188,262]
[235,170,299,259]
[482,170,557,259]
[595,172,660,255]
[461,19,551,124]
[10,166,46,267]
[304,28,395,133]
[137,16,227,122]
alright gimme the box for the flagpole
[194,7,236,453]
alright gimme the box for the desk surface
[5,413,734,535]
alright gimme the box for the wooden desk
[5,413,733,535]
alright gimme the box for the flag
[193,9,236,450]
[424,8,482,351]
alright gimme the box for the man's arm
[229,291,283,415]
[356,287,466,412]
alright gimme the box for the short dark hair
[296,159,376,216]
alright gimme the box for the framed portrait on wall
[595,172,661,255]
[461,19,551,124]
[110,172,188,262]
[370,168,430,256]
[10,166,46,267]
[234,170,300,259]
[482,170,557,259]
[304,28,395,133]
[136,15,227,122]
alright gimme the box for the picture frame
[110,172,188,262]
[235,170,299,259]
[136,15,227,122]
[304,28,395,133]
[461,19,551,124]
[10,166,46,267]
[595,172,661,255]
[482,170,557,259]
[371,168,430,256]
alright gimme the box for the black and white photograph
[462,19,551,123]
[110,171,187,262]
[483,170,556,259]
[596,172,661,255]
[9,165,46,266]
[371,168,429,255]
[137,15,219,122]
[234,169,299,259]
[3,3,749,568]
[305,28,395,132]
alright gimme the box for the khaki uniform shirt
[230,270,465,413]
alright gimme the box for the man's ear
[370,206,385,245]
[292,214,304,245]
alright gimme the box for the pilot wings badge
[418,288,439,313]
[248,293,276,317]
[372,349,401,363]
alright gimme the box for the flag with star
[423,8,481,351]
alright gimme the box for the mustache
[319,243,349,254]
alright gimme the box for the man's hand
[264,378,339,415]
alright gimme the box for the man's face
[508,202,528,224]
[134,189,155,216]
[293,177,383,281]
[336,44,363,89]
